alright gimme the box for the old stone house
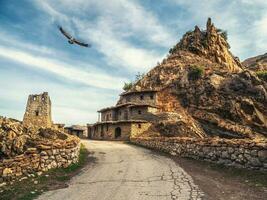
[88,90,158,140]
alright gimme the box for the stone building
[65,125,88,138]
[88,90,158,140]
[23,92,53,128]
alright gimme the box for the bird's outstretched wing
[58,26,72,39]
[74,39,91,47]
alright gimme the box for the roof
[65,125,86,131]
[98,103,158,112]
[93,120,149,125]
[120,89,158,96]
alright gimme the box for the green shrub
[123,82,133,91]
[256,70,267,81]
[217,29,228,41]
[188,65,204,80]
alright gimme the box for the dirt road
[37,140,204,200]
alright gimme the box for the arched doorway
[115,127,121,139]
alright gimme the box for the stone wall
[129,106,157,121]
[90,122,151,140]
[0,137,80,182]
[118,91,157,105]
[131,137,267,170]
[23,92,52,128]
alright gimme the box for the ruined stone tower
[23,92,52,127]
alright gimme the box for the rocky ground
[0,116,70,160]
[175,157,267,200]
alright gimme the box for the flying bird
[58,26,91,48]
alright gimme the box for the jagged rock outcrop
[128,18,267,139]
[243,53,267,71]
[170,18,243,73]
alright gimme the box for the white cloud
[0,45,127,90]
[34,0,171,71]
[0,31,59,56]
[0,70,118,124]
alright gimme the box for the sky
[0,0,267,125]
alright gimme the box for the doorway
[115,127,121,139]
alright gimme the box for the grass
[256,70,267,81]
[0,143,89,200]
[188,65,204,80]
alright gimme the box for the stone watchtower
[23,92,52,128]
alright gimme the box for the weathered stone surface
[131,137,267,171]
[23,92,52,128]
[243,53,267,71]
[0,116,80,183]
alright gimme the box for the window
[35,111,39,116]
[150,94,154,100]
[140,95,144,100]
[138,124,141,128]
[138,110,142,115]
[106,124,109,131]
[126,96,131,102]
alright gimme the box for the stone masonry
[0,136,80,182]
[23,92,52,128]
[131,137,267,171]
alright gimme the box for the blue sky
[0,0,267,125]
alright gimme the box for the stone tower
[23,92,52,128]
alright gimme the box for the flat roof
[93,120,149,125]
[120,89,158,96]
[98,103,158,112]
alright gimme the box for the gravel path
[37,140,204,200]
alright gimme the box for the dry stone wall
[131,137,267,170]
[0,137,80,182]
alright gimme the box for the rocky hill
[243,53,267,71]
[129,18,267,140]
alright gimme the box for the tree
[122,72,146,91]
[135,72,145,82]
[216,28,228,41]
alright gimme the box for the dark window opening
[138,110,142,115]
[35,111,39,116]
[101,125,104,137]
[138,124,141,128]
[106,124,109,131]
[115,127,121,139]
[140,95,144,100]
[150,94,154,100]
[126,96,131,102]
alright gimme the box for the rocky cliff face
[243,53,267,71]
[129,18,267,140]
